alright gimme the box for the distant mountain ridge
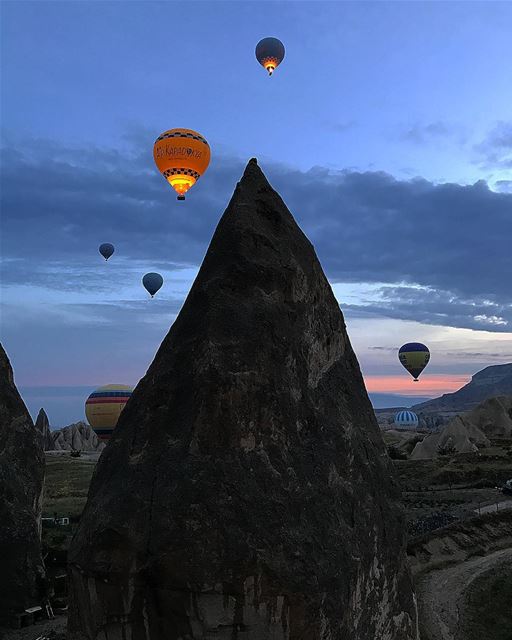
[412,363,512,413]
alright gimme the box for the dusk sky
[1,1,511,426]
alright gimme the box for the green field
[43,453,97,519]
[42,453,98,551]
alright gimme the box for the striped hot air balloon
[394,410,419,430]
[85,384,133,441]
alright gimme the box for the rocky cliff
[68,159,418,640]
[413,363,512,413]
[0,343,45,621]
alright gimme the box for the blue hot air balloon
[142,272,163,298]
[255,37,285,76]
[99,243,115,261]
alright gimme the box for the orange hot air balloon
[153,128,211,200]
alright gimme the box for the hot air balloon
[85,384,133,441]
[398,343,430,381]
[153,128,210,200]
[142,272,163,298]
[394,410,419,430]
[99,243,114,261]
[255,37,285,76]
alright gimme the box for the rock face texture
[0,343,45,620]
[68,160,417,640]
[51,421,104,452]
[413,363,512,413]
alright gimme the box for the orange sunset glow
[363,374,471,396]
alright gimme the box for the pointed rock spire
[68,161,417,639]
[0,343,45,619]
[35,408,54,451]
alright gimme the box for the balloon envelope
[153,128,210,200]
[255,37,285,75]
[399,343,430,381]
[143,272,164,297]
[85,384,133,441]
[99,243,114,260]
[394,410,419,430]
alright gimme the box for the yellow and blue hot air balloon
[398,343,430,381]
[85,384,133,441]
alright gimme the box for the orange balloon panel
[154,128,210,199]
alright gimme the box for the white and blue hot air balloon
[394,410,419,431]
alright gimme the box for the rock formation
[68,159,417,640]
[35,411,104,452]
[410,418,489,459]
[0,343,45,621]
[411,395,512,459]
[35,408,54,450]
[463,395,512,439]
[51,421,104,452]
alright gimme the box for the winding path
[415,547,512,640]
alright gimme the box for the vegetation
[437,438,456,457]
[43,454,96,519]
[387,445,408,460]
[42,453,97,551]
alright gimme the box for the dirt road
[416,547,512,640]
[474,498,512,516]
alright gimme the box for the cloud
[1,134,511,335]
[341,284,511,333]
[474,121,512,169]
[400,121,466,145]
[325,120,357,133]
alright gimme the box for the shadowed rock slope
[0,343,45,621]
[68,159,417,640]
